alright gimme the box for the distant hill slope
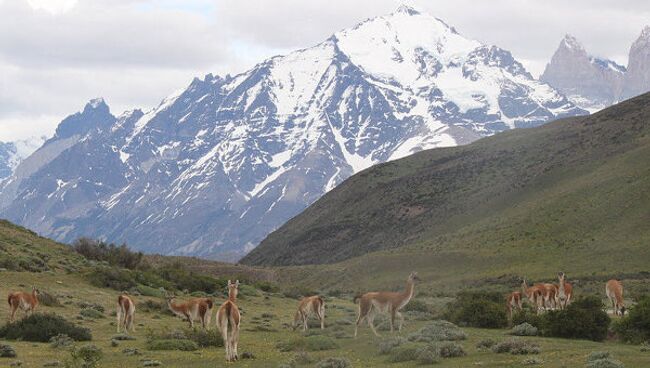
[242,92,650,269]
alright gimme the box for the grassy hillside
[242,93,650,285]
[0,220,648,367]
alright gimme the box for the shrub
[315,357,351,368]
[0,313,91,342]
[542,296,610,341]
[276,336,338,352]
[77,302,104,313]
[86,267,137,291]
[289,351,313,365]
[511,308,543,328]
[387,344,419,363]
[415,347,440,364]
[444,292,508,328]
[49,334,75,348]
[146,339,198,351]
[492,339,540,355]
[72,238,143,270]
[182,328,223,347]
[586,358,625,368]
[434,341,466,358]
[511,322,538,336]
[142,361,162,367]
[79,309,104,319]
[39,291,62,307]
[403,299,432,313]
[407,320,467,342]
[65,344,102,368]
[378,337,406,354]
[523,357,543,365]
[588,352,611,361]
[613,296,650,343]
[476,338,496,350]
[0,344,16,358]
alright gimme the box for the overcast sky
[0,0,648,141]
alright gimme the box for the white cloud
[0,0,648,142]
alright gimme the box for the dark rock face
[0,8,586,260]
[622,26,650,100]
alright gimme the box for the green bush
[146,339,198,351]
[444,292,508,328]
[0,344,16,358]
[476,338,496,350]
[511,308,543,328]
[523,357,544,365]
[0,313,91,342]
[49,334,75,348]
[76,302,104,313]
[315,357,351,368]
[415,347,440,364]
[588,351,611,361]
[403,299,432,313]
[72,238,143,270]
[79,309,104,319]
[586,358,625,368]
[542,296,610,341]
[387,344,420,363]
[407,320,467,342]
[511,322,538,336]
[492,339,540,355]
[434,341,466,358]
[377,337,406,354]
[65,344,102,368]
[613,296,650,343]
[111,334,136,341]
[86,267,137,291]
[182,328,223,347]
[39,291,62,307]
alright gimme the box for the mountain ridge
[0,7,585,260]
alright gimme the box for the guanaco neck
[228,290,237,303]
[400,279,415,304]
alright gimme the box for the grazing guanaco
[354,271,420,338]
[506,291,523,319]
[521,279,544,314]
[217,280,241,362]
[557,272,573,310]
[8,286,40,322]
[293,295,325,331]
[116,294,136,334]
[165,293,213,329]
[606,279,626,316]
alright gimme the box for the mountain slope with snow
[0,6,586,260]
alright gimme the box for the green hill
[242,93,650,284]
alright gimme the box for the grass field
[0,270,648,367]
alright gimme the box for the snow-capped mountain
[0,137,46,180]
[0,6,586,261]
[542,28,650,111]
[540,35,626,112]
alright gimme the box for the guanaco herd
[6,272,627,362]
[507,272,626,318]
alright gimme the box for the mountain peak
[394,4,421,16]
[560,34,585,52]
[83,97,109,114]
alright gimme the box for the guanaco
[354,271,420,337]
[165,293,213,329]
[293,295,325,331]
[521,279,544,314]
[506,291,523,319]
[217,280,241,362]
[8,286,40,322]
[535,283,559,310]
[606,279,626,316]
[116,294,136,334]
[557,272,573,310]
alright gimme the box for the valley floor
[0,272,648,367]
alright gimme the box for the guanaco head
[31,286,40,297]
[291,310,301,331]
[227,280,239,301]
[164,292,175,305]
[408,272,420,282]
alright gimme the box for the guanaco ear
[227,280,232,286]
[235,280,240,287]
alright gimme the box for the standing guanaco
[557,272,573,310]
[293,295,325,331]
[8,286,40,322]
[606,279,626,316]
[217,280,241,362]
[506,291,523,319]
[116,294,136,334]
[521,279,544,314]
[354,271,419,337]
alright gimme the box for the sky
[0,0,648,141]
